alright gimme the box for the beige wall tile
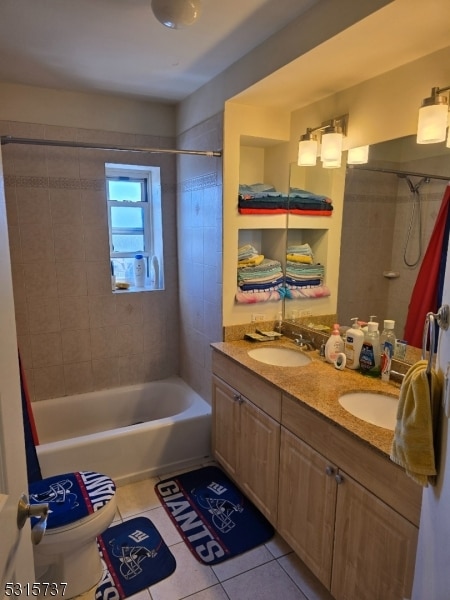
[16,187,51,225]
[30,332,63,367]
[116,323,144,357]
[115,293,144,325]
[56,261,88,296]
[88,294,117,328]
[54,224,85,261]
[118,354,145,386]
[23,262,58,298]
[20,223,55,263]
[46,146,80,178]
[83,226,109,261]
[59,295,90,330]
[61,329,92,363]
[50,189,82,225]
[33,365,65,401]
[81,190,108,228]
[85,261,112,296]
[63,361,94,395]
[90,326,117,359]
[28,296,60,334]
[92,357,120,390]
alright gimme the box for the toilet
[29,470,117,599]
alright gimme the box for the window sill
[113,283,162,293]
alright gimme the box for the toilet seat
[29,470,116,531]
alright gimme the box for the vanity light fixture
[297,114,348,168]
[151,0,202,29]
[347,145,369,165]
[417,86,450,144]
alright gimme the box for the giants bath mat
[155,465,274,565]
[96,516,176,599]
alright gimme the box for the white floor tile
[115,477,161,518]
[211,545,274,582]
[148,542,219,600]
[140,506,183,547]
[181,585,229,600]
[221,561,308,600]
[265,532,293,559]
[278,553,334,600]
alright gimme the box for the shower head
[398,174,429,194]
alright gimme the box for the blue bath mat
[96,516,176,599]
[155,465,274,565]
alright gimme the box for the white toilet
[29,470,117,599]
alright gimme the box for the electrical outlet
[251,313,265,322]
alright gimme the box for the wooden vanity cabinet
[280,393,420,600]
[212,351,281,524]
[211,350,420,600]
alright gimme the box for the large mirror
[285,135,450,347]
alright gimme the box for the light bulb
[151,0,202,29]
[298,139,318,166]
[347,145,369,164]
[321,131,343,163]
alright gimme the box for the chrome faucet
[293,335,316,351]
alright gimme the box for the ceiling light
[347,145,369,164]
[151,0,202,30]
[417,86,449,144]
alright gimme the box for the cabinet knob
[335,474,344,485]
[325,466,335,476]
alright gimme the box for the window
[106,163,163,290]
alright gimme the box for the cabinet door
[212,375,240,478]
[331,471,418,600]
[239,397,280,524]
[278,428,337,588]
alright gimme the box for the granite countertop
[211,338,402,458]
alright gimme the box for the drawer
[212,350,281,421]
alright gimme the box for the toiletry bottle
[325,323,345,364]
[359,321,381,376]
[134,254,146,287]
[111,260,116,291]
[380,319,396,381]
[151,255,160,289]
[344,317,364,370]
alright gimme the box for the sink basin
[247,346,311,367]
[338,392,399,430]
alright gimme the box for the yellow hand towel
[286,253,313,264]
[390,360,443,486]
[238,254,264,267]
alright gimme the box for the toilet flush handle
[17,494,49,545]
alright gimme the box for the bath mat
[155,465,274,565]
[96,516,176,599]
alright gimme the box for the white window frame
[105,162,162,290]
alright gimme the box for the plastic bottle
[275,312,283,334]
[151,255,160,288]
[359,321,381,376]
[344,317,365,370]
[134,254,146,287]
[380,319,396,382]
[325,323,345,364]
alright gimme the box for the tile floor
[111,461,335,600]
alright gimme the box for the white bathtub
[33,377,212,485]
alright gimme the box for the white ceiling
[0,0,319,103]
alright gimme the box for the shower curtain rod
[348,164,450,182]
[0,136,222,158]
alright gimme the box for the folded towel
[390,360,443,486]
[238,254,265,267]
[286,253,313,264]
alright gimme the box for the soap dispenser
[324,323,345,364]
[344,317,364,370]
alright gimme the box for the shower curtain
[404,184,450,348]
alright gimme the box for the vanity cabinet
[279,393,419,600]
[212,351,281,523]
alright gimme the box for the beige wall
[2,119,180,401]
[177,114,223,402]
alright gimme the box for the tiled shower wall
[339,160,448,338]
[177,114,223,402]
[2,120,180,402]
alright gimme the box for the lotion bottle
[380,319,396,381]
[325,323,345,364]
[344,317,364,370]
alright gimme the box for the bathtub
[33,377,212,485]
